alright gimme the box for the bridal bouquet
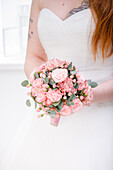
[21,59,98,126]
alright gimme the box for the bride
[1,0,113,170]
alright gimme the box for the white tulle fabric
[1,8,113,170]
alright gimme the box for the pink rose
[32,78,43,88]
[52,69,68,83]
[47,89,62,102]
[36,92,46,103]
[60,105,72,116]
[71,99,83,113]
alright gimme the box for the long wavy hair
[89,0,113,61]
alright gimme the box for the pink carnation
[29,68,40,83]
[71,99,83,113]
[83,86,94,106]
[46,99,52,106]
[47,89,62,102]
[76,72,85,83]
[60,105,72,116]
[52,69,68,83]
[50,58,63,68]
[39,63,47,71]
[32,78,43,88]
[59,77,75,93]
[35,92,46,103]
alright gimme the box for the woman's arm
[24,0,47,79]
[92,78,113,103]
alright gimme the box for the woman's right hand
[24,0,47,79]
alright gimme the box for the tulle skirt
[1,101,113,170]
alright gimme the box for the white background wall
[0,0,32,164]
[0,69,29,161]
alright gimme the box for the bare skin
[24,0,113,103]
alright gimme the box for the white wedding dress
[1,7,113,170]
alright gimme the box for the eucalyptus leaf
[43,77,48,84]
[35,102,37,109]
[70,101,74,105]
[26,99,31,107]
[56,107,61,113]
[49,78,55,85]
[87,79,92,85]
[50,115,55,118]
[74,83,79,89]
[51,110,57,115]
[21,80,29,87]
[52,100,61,106]
[71,70,77,75]
[34,72,39,79]
[57,100,63,111]
[70,94,76,100]
[90,82,98,88]
[47,109,56,115]
[67,100,71,106]
[52,87,58,91]
[45,71,48,76]
[49,105,54,108]
[67,62,72,71]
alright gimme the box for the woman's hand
[92,78,113,103]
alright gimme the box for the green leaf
[70,70,77,75]
[87,79,92,85]
[51,110,56,115]
[52,87,58,91]
[34,72,39,79]
[90,82,98,88]
[26,99,31,107]
[52,100,61,106]
[50,115,55,118]
[56,107,61,113]
[35,102,37,109]
[21,80,29,87]
[45,71,48,77]
[38,71,41,74]
[47,109,56,115]
[70,94,76,100]
[41,114,44,117]
[73,66,75,70]
[67,94,76,106]
[70,101,74,105]
[49,105,54,108]
[67,62,72,71]
[74,83,79,89]
[67,100,71,106]
[63,63,66,66]
[49,78,55,85]
[43,77,48,84]
[57,100,63,112]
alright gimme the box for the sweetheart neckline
[39,7,90,23]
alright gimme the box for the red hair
[89,0,113,60]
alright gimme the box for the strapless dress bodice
[37,8,113,83]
